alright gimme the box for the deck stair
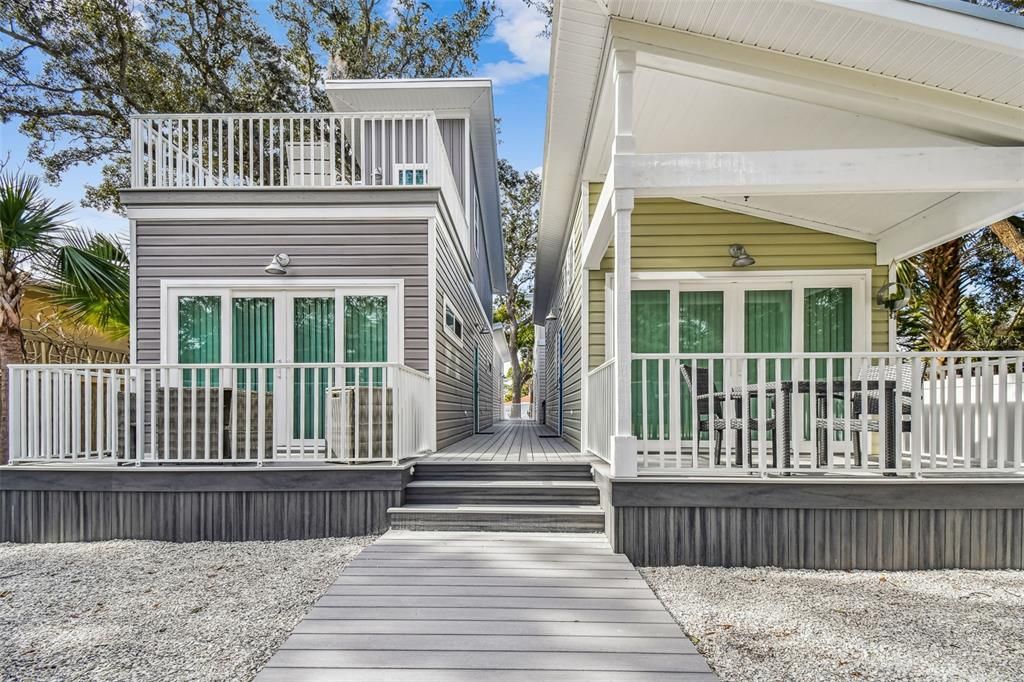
[389,462,605,532]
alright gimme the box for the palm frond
[0,173,73,263]
[41,228,130,339]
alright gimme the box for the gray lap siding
[133,219,430,372]
[435,224,496,449]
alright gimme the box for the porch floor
[426,421,587,463]
[254,530,715,681]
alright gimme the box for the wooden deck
[428,420,589,463]
[255,531,716,681]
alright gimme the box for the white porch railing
[628,352,1023,477]
[586,359,616,463]
[8,363,433,465]
[131,112,439,190]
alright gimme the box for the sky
[0,0,551,236]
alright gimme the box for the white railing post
[8,366,22,462]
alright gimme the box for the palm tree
[0,173,72,462]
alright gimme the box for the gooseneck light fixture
[264,253,291,275]
[729,244,755,267]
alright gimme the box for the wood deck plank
[256,530,715,680]
[427,421,589,463]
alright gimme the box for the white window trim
[442,294,464,347]
[603,269,873,359]
[160,278,405,365]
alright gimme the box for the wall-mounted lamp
[545,310,558,322]
[264,253,291,275]
[729,244,755,268]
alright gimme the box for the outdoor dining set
[679,362,917,470]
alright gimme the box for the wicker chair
[680,363,778,467]
[813,362,919,466]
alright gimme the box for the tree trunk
[919,238,965,352]
[990,218,1024,265]
[508,317,521,406]
[0,326,25,464]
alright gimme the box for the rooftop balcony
[130,111,450,191]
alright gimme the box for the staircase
[388,462,605,532]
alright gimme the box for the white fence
[131,112,439,190]
[586,359,616,463]
[9,363,433,465]
[627,352,1023,477]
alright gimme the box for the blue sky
[0,0,550,236]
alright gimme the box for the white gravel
[0,537,375,681]
[642,566,1024,682]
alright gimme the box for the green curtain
[745,290,792,437]
[631,290,670,440]
[293,297,335,439]
[344,295,388,387]
[178,296,221,387]
[804,287,853,437]
[679,291,724,439]
[745,290,793,383]
[233,297,275,392]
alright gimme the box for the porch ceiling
[536,0,1024,317]
[584,66,1024,258]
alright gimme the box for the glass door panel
[744,290,792,439]
[178,295,221,387]
[804,287,854,440]
[679,291,724,440]
[631,290,670,441]
[292,296,335,440]
[344,295,388,387]
[233,297,275,391]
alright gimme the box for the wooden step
[388,505,605,533]
[404,480,601,506]
[411,462,594,481]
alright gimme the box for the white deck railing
[627,352,1023,477]
[131,112,439,190]
[8,363,432,465]
[586,359,616,463]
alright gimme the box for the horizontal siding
[435,224,496,449]
[134,220,430,372]
[615,506,1024,570]
[588,190,889,367]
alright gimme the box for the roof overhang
[327,78,505,295]
[535,0,1024,318]
[491,324,512,364]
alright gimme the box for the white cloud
[479,0,550,87]
[531,165,543,178]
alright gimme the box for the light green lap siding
[587,190,889,367]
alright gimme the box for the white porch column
[610,49,638,478]
[610,190,637,477]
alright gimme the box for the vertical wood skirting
[614,506,1024,570]
[1,490,400,543]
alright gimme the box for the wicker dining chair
[680,363,778,467]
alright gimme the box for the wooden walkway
[255,531,716,681]
[428,420,589,463]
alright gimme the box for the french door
[168,280,398,456]
[625,275,867,452]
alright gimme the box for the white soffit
[535,0,1024,316]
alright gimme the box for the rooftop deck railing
[8,363,433,466]
[130,112,440,190]
[616,352,1024,477]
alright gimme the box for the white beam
[582,172,614,268]
[877,191,1024,263]
[615,147,1024,196]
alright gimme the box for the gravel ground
[642,566,1024,682]
[0,537,375,681]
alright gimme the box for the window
[396,164,428,185]
[443,296,463,345]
